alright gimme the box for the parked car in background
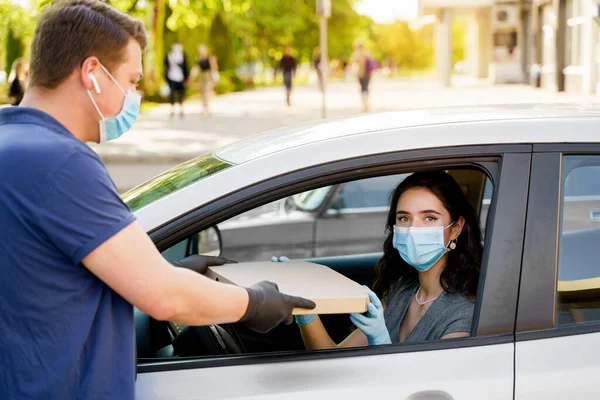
[217,172,491,261]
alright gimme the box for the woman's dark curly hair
[372,170,482,301]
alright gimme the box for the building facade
[419,0,533,86]
[531,0,599,95]
[421,0,600,96]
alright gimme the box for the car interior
[136,167,494,361]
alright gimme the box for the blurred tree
[0,1,35,74]
[451,21,465,65]
[210,12,232,71]
[374,19,464,73]
[374,21,431,70]
[5,26,24,75]
[0,0,374,94]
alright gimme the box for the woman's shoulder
[440,291,475,318]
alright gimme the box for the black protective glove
[170,254,228,274]
[241,281,316,333]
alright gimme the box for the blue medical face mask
[87,64,141,143]
[392,222,455,272]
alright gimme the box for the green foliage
[1,0,464,98]
[210,12,233,71]
[452,21,466,65]
[5,26,24,75]
[374,21,433,70]
[373,20,465,71]
[224,0,364,67]
[0,1,35,72]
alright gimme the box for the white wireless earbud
[88,73,101,94]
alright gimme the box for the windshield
[291,186,332,211]
[122,154,231,212]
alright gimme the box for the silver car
[125,105,600,399]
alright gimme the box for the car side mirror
[329,195,345,211]
[198,226,223,257]
[284,196,297,212]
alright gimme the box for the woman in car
[296,170,482,347]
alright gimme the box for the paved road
[91,76,600,192]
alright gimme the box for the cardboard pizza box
[206,261,369,315]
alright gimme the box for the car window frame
[326,173,412,212]
[139,144,531,373]
[516,143,600,342]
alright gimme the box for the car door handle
[590,209,600,222]
[404,390,454,400]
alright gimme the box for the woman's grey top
[383,279,474,344]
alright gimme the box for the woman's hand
[350,288,391,346]
[271,255,316,326]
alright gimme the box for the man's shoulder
[0,121,104,185]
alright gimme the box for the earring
[449,239,457,250]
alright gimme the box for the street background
[2,0,600,192]
[93,75,600,193]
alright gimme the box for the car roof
[215,104,600,165]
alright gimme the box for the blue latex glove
[350,287,391,346]
[271,255,316,326]
[294,313,317,326]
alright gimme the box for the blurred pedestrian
[275,44,297,106]
[164,41,189,118]
[351,42,378,112]
[342,59,349,81]
[8,58,28,106]
[313,46,323,92]
[192,44,218,115]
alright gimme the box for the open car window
[143,166,496,362]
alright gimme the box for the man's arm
[39,152,314,332]
[83,221,249,326]
[83,221,316,331]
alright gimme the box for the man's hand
[241,281,316,333]
[170,254,227,274]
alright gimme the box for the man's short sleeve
[37,151,136,265]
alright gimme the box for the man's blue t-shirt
[0,108,137,399]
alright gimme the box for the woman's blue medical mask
[392,222,455,272]
[87,64,141,143]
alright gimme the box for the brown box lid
[206,261,369,315]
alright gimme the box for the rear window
[122,155,231,212]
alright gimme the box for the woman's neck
[417,255,447,299]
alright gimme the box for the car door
[515,145,600,399]
[136,146,530,400]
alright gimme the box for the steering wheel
[170,255,244,356]
[172,323,245,357]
